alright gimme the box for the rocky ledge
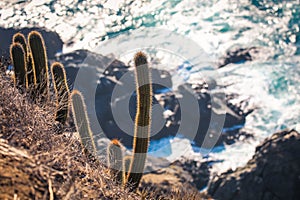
[207,129,300,200]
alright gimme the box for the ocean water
[1,0,300,174]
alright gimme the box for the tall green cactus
[51,62,70,124]
[127,51,152,191]
[10,43,27,88]
[28,31,49,98]
[71,90,97,155]
[107,139,124,183]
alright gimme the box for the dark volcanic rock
[172,158,211,190]
[176,82,250,147]
[140,157,211,196]
[218,47,259,68]
[208,129,300,200]
[56,49,252,148]
[0,27,63,59]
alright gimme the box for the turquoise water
[1,0,300,173]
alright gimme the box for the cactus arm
[71,90,97,155]
[127,51,152,191]
[51,62,70,124]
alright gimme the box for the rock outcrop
[208,129,300,200]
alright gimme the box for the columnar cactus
[107,139,124,183]
[51,62,70,124]
[28,31,49,98]
[127,51,152,191]
[10,43,27,88]
[71,90,97,155]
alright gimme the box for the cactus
[107,139,124,183]
[28,31,49,99]
[71,90,97,155]
[51,62,70,124]
[10,43,27,88]
[127,51,152,191]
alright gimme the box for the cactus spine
[51,62,70,124]
[10,43,27,88]
[71,90,97,155]
[127,51,152,191]
[107,139,124,183]
[28,31,49,98]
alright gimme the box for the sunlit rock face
[208,129,300,200]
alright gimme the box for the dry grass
[0,58,139,199]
